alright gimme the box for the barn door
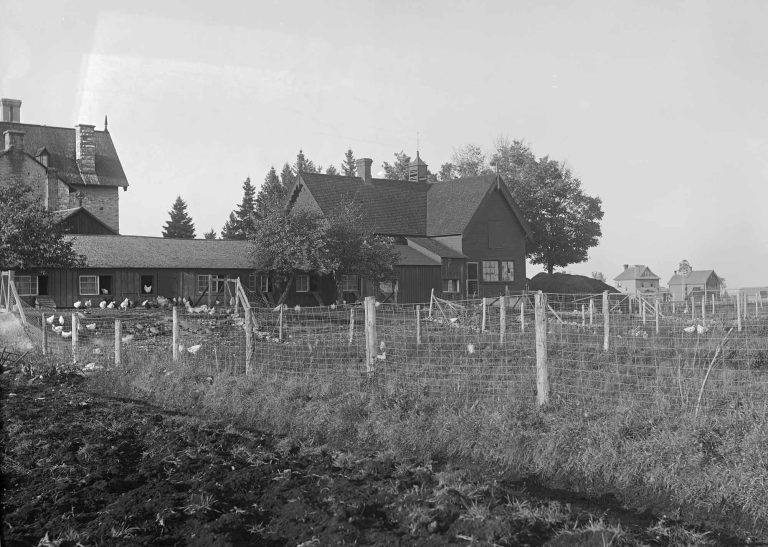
[157,271,178,299]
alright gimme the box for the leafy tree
[203,228,217,240]
[382,151,411,180]
[438,162,456,181]
[162,196,196,239]
[342,149,356,176]
[292,149,318,175]
[221,177,257,240]
[591,272,606,282]
[325,165,339,176]
[324,200,399,304]
[0,181,85,269]
[451,144,492,177]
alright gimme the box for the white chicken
[107,301,115,309]
[85,323,96,330]
[61,331,72,338]
[73,300,82,308]
[119,298,130,310]
[696,324,709,334]
[143,284,152,294]
[683,325,696,334]
[187,344,202,355]
[121,334,134,343]
[100,300,108,309]
[46,314,55,325]
[52,325,63,333]
[58,315,65,325]
[84,299,92,308]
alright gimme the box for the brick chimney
[1,98,21,122]
[3,129,24,152]
[76,124,96,174]
[356,158,373,184]
[45,168,59,211]
[623,264,629,271]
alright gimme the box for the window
[260,274,272,293]
[79,275,98,295]
[16,275,38,296]
[98,275,113,294]
[140,274,154,294]
[467,262,479,296]
[442,279,460,293]
[342,274,359,292]
[482,261,499,282]
[248,273,257,291]
[500,261,514,281]
[197,274,227,294]
[488,221,505,249]
[295,274,310,293]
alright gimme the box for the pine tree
[280,162,296,190]
[255,166,289,219]
[162,196,196,239]
[325,165,338,176]
[221,177,257,240]
[342,149,356,176]
[292,149,318,175]
[203,228,217,239]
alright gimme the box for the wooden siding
[395,265,442,303]
[462,187,527,296]
[61,211,115,235]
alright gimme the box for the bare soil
[1,357,761,546]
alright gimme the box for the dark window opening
[99,275,112,294]
[38,275,49,296]
[141,275,154,294]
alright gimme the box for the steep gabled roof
[614,265,660,281]
[53,207,118,234]
[0,122,128,187]
[668,270,720,286]
[67,235,255,269]
[395,244,440,266]
[405,236,466,259]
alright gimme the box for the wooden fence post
[603,291,610,352]
[244,307,252,375]
[581,304,585,327]
[737,291,742,332]
[691,296,695,320]
[172,306,179,361]
[41,315,48,355]
[520,297,525,333]
[589,298,594,326]
[278,305,284,342]
[535,291,549,407]
[655,299,660,335]
[499,295,506,343]
[71,313,78,364]
[641,298,646,324]
[115,319,121,368]
[347,306,355,347]
[701,294,707,323]
[364,296,376,377]
[416,305,422,345]
[711,293,715,316]
[429,288,434,318]
[481,298,487,333]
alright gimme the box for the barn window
[488,221,505,249]
[482,261,499,282]
[140,275,154,294]
[16,275,38,296]
[342,275,359,292]
[295,274,310,293]
[197,274,226,294]
[500,261,514,281]
[442,279,460,293]
[79,276,98,295]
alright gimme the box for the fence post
[481,297,487,333]
[603,291,609,352]
[347,306,355,347]
[655,299,660,335]
[71,313,78,364]
[41,315,48,355]
[115,319,121,368]
[429,288,434,318]
[364,296,376,377]
[690,296,694,320]
[278,306,284,342]
[520,297,525,333]
[416,305,422,345]
[641,298,646,324]
[589,297,594,326]
[244,307,252,375]
[701,294,707,323]
[172,306,179,361]
[581,304,585,327]
[711,293,715,316]
[499,295,506,344]
[535,291,549,406]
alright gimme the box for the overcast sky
[2,0,767,288]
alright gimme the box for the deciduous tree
[382,151,411,180]
[0,181,85,269]
[162,196,196,239]
[451,144,492,177]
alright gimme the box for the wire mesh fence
[9,289,768,416]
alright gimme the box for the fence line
[8,285,768,416]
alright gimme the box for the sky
[2,0,767,288]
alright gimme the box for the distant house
[0,98,128,234]
[281,156,533,304]
[13,235,254,308]
[667,270,725,301]
[613,264,661,297]
[740,286,768,304]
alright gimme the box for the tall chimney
[356,158,373,184]
[1,98,21,122]
[623,264,629,271]
[3,129,24,152]
[45,168,59,211]
[76,124,96,174]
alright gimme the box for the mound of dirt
[528,273,619,294]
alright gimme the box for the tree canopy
[222,177,257,240]
[0,181,85,269]
[382,151,411,180]
[203,228,217,240]
[342,149,356,176]
[162,196,196,239]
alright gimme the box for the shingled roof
[67,235,255,269]
[293,172,532,240]
[668,270,720,286]
[614,265,660,281]
[0,122,128,187]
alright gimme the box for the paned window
[197,274,227,294]
[16,275,38,296]
[500,261,514,281]
[79,275,99,295]
[442,279,460,293]
[260,275,272,293]
[482,261,499,282]
[295,274,310,293]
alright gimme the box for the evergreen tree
[203,228,217,239]
[221,177,257,240]
[162,196,196,239]
[325,165,338,176]
[255,166,289,219]
[342,149,356,176]
[280,162,296,190]
[292,149,318,175]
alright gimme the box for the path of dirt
[2,358,762,546]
